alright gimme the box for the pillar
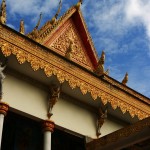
[0,102,9,149]
[42,119,55,150]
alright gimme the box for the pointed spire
[0,0,6,24]
[122,72,128,85]
[19,20,25,34]
[50,0,62,25]
[76,0,83,10]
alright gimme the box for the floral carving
[50,22,92,70]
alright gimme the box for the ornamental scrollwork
[0,39,150,121]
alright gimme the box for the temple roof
[0,0,150,121]
[36,5,99,71]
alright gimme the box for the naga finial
[19,20,25,34]
[122,72,128,85]
[76,0,83,10]
[51,0,62,25]
[95,51,105,76]
[0,0,6,24]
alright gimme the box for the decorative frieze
[0,25,150,120]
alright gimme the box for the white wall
[3,75,125,138]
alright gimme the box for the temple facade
[0,0,150,150]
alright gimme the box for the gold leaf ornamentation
[0,29,150,120]
[0,43,11,56]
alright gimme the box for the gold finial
[19,20,25,34]
[65,38,74,59]
[50,0,62,25]
[76,0,83,10]
[0,0,6,24]
[122,72,128,85]
[95,51,105,76]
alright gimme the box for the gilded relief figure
[0,0,6,24]
[47,85,60,118]
[65,38,74,59]
[97,107,107,137]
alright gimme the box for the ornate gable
[39,6,98,71]
[44,18,94,70]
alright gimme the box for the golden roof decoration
[50,0,62,25]
[0,0,6,24]
[49,19,93,70]
[37,5,98,64]
[19,20,25,35]
[0,25,150,120]
[95,51,110,76]
[122,72,128,85]
[27,13,42,42]
[76,0,83,10]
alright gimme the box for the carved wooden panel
[46,19,93,71]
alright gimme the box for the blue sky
[2,0,150,98]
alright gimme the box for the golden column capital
[0,101,9,116]
[42,120,55,133]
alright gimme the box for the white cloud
[7,0,58,16]
[125,0,150,40]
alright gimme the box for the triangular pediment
[39,6,98,71]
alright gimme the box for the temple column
[42,119,55,150]
[0,102,9,149]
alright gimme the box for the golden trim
[0,24,150,120]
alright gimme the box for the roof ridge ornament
[122,72,128,85]
[27,13,42,42]
[35,12,42,30]
[95,50,105,76]
[0,0,6,24]
[76,0,83,10]
[50,0,62,25]
[19,20,25,34]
